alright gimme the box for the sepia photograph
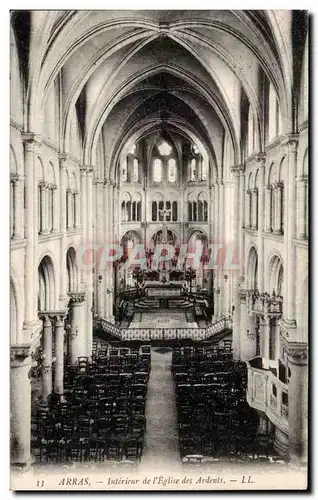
[9,8,309,491]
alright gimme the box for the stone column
[66,189,73,229]
[239,292,256,361]
[53,313,65,395]
[43,184,51,234]
[282,135,298,325]
[264,185,272,232]
[68,292,86,364]
[74,191,80,229]
[38,181,46,234]
[86,167,94,356]
[51,185,59,232]
[213,184,219,317]
[287,344,308,466]
[257,155,265,292]
[41,314,53,402]
[231,166,240,359]
[217,181,224,315]
[11,174,23,240]
[22,134,40,327]
[273,183,283,234]
[251,188,258,230]
[58,154,68,308]
[10,346,32,469]
[245,190,251,229]
[80,166,88,286]
[260,315,270,359]
[297,177,307,239]
[239,167,245,278]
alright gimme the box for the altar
[146,283,182,298]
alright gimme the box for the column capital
[10,344,31,363]
[21,132,42,147]
[81,165,94,175]
[230,165,242,176]
[58,153,69,166]
[281,134,299,151]
[48,310,67,326]
[296,175,308,184]
[94,179,104,186]
[10,173,22,184]
[256,152,266,165]
[282,341,308,366]
[39,313,53,326]
[68,291,86,304]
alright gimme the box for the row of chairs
[172,344,261,461]
[33,342,151,464]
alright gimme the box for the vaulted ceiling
[11,10,306,176]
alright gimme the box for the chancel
[10,9,308,482]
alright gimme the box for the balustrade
[94,316,232,342]
[246,361,288,435]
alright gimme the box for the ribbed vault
[11,10,307,179]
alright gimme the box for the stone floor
[130,310,197,328]
[140,347,182,473]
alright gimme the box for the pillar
[80,166,87,286]
[52,185,59,232]
[282,135,298,324]
[58,154,68,307]
[251,188,258,230]
[260,316,270,359]
[22,134,39,326]
[239,294,256,361]
[41,183,50,234]
[264,186,272,233]
[245,190,251,229]
[68,292,86,364]
[213,183,219,317]
[10,347,32,468]
[42,315,53,402]
[231,166,240,359]
[74,191,80,229]
[53,313,65,395]
[297,177,307,239]
[288,345,308,466]
[273,183,282,234]
[11,175,23,240]
[86,167,94,356]
[257,155,265,292]
[239,167,245,278]
[66,189,73,229]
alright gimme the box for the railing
[94,316,232,342]
[246,360,289,435]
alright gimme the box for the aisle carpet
[140,348,182,473]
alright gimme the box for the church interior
[10,10,308,476]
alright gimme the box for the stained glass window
[168,159,176,182]
[158,141,172,156]
[133,159,139,182]
[153,159,162,182]
[201,160,207,181]
[190,159,196,182]
[122,158,128,182]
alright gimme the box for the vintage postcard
[10,9,309,491]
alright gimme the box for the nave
[30,339,288,472]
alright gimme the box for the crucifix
[158,207,172,243]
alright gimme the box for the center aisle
[140,348,182,473]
